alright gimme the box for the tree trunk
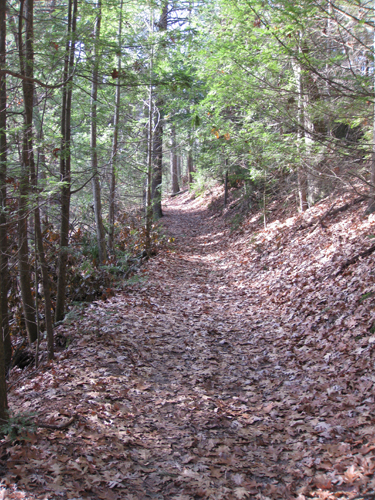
[369,10,375,213]
[293,44,308,212]
[33,107,48,227]
[301,41,325,206]
[151,1,168,220]
[0,0,10,415]
[145,82,153,256]
[91,0,107,264]
[224,160,228,207]
[55,0,77,322]
[19,0,54,357]
[177,155,181,182]
[152,101,163,219]
[18,0,37,343]
[170,126,179,194]
[33,207,54,360]
[187,130,194,186]
[108,0,123,251]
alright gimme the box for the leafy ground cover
[1,188,375,499]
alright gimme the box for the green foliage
[230,213,243,232]
[360,292,373,303]
[1,412,37,442]
[125,274,148,285]
[191,170,217,197]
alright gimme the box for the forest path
[6,192,375,500]
[7,193,278,500]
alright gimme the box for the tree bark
[152,104,163,219]
[187,130,194,186]
[224,160,228,207]
[151,1,168,220]
[33,205,54,360]
[33,107,48,227]
[91,0,107,264]
[177,155,181,182]
[145,76,153,257]
[108,0,123,251]
[19,0,54,357]
[170,126,179,194]
[18,0,37,343]
[0,0,9,417]
[293,43,308,212]
[55,0,77,322]
[369,9,375,213]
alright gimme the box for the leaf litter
[2,189,375,500]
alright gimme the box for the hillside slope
[2,188,375,500]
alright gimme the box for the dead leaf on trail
[5,190,375,500]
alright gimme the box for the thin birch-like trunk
[91,0,107,264]
[108,0,123,251]
[145,37,154,258]
[293,40,308,212]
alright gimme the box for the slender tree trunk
[263,168,267,230]
[33,208,54,359]
[293,43,308,212]
[301,40,325,206]
[224,159,228,208]
[18,0,37,343]
[34,107,48,226]
[188,152,193,185]
[177,155,181,182]
[0,0,10,370]
[152,101,163,219]
[91,0,107,264]
[170,126,179,194]
[151,1,168,220]
[145,80,153,257]
[187,130,194,186]
[19,0,54,356]
[371,108,375,212]
[55,0,77,322]
[0,0,9,418]
[369,5,375,213]
[108,0,123,251]
[145,5,154,257]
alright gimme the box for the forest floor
[2,187,375,500]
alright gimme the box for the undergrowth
[8,210,163,345]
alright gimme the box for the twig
[344,494,375,500]
[171,189,188,198]
[335,243,375,277]
[328,196,366,217]
[36,414,78,430]
[7,365,41,392]
[297,196,366,231]
[310,202,337,232]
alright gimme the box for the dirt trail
[5,192,375,500]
